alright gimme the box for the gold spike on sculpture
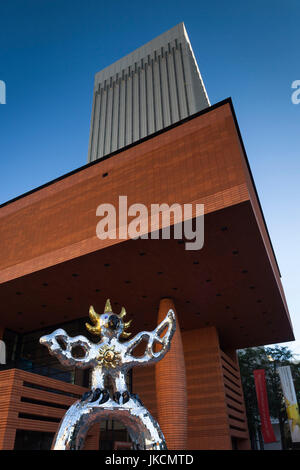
[86,305,101,336]
[120,331,132,338]
[119,306,126,319]
[104,299,112,313]
[124,320,132,329]
[120,316,132,338]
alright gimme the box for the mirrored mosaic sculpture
[40,299,176,450]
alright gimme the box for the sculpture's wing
[124,310,176,366]
[40,328,98,368]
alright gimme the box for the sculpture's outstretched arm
[124,310,176,367]
[40,328,98,369]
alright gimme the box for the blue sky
[0,0,299,354]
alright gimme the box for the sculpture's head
[85,299,132,340]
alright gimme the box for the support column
[155,298,187,450]
[182,327,251,450]
[182,327,231,450]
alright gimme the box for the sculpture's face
[85,300,132,340]
[99,313,123,339]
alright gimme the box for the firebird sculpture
[40,299,176,450]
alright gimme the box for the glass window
[14,430,55,450]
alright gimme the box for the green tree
[238,345,300,449]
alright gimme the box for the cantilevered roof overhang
[0,99,294,350]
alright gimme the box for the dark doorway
[14,430,55,450]
[99,419,132,450]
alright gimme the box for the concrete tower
[88,23,210,162]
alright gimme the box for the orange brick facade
[0,369,99,450]
[0,99,293,450]
[0,102,250,284]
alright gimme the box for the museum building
[0,24,294,450]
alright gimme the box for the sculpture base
[52,394,167,450]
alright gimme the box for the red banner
[254,369,276,443]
